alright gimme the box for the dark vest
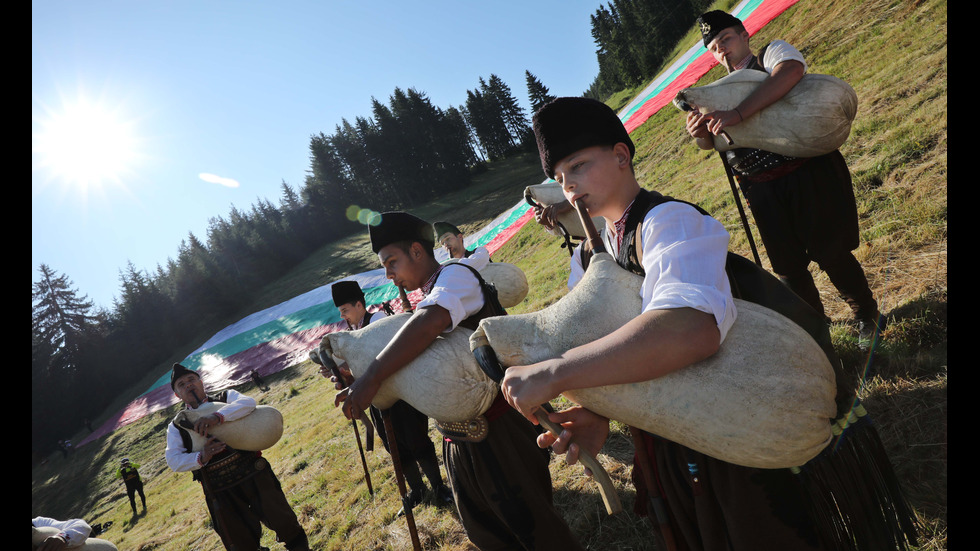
[172,390,266,487]
[431,262,506,331]
[121,466,141,485]
[581,190,852,415]
[173,391,238,479]
[173,391,230,452]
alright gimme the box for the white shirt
[454,246,491,271]
[165,389,256,472]
[569,201,737,343]
[364,308,388,326]
[760,39,807,73]
[32,517,91,547]
[416,264,485,332]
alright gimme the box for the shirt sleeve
[456,246,491,271]
[214,389,256,423]
[761,39,808,73]
[165,422,203,472]
[638,202,737,343]
[415,265,485,332]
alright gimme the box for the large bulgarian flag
[79,0,798,447]
[619,0,799,132]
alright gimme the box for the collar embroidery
[421,266,445,296]
[610,198,637,251]
[733,53,753,71]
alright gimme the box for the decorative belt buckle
[436,416,489,442]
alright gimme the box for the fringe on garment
[792,399,919,551]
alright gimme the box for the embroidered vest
[431,262,506,331]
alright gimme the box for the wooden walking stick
[382,409,423,551]
[309,350,375,496]
[718,152,762,267]
[675,99,759,266]
[385,285,423,550]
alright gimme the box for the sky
[32,1,602,311]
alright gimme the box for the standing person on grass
[323,279,453,514]
[115,457,146,516]
[335,212,583,551]
[514,95,822,550]
[165,363,310,551]
[686,10,883,348]
[513,96,917,551]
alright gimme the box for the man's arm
[336,305,452,419]
[212,389,256,423]
[165,423,204,472]
[503,203,733,421]
[501,306,720,421]
[704,59,805,134]
[190,388,256,436]
[534,201,573,231]
[165,423,227,471]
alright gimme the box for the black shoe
[858,312,886,351]
[397,489,424,517]
[434,484,454,505]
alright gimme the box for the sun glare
[33,97,141,191]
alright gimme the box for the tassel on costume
[793,400,919,551]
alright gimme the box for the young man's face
[338,301,367,327]
[707,27,751,72]
[554,143,628,220]
[173,372,207,408]
[379,242,431,291]
[438,232,466,259]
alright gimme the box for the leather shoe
[434,484,454,505]
[397,489,424,517]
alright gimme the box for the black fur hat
[332,280,365,307]
[697,10,744,47]
[432,221,462,240]
[532,97,634,180]
[170,363,199,390]
[369,211,434,254]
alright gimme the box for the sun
[33,96,141,191]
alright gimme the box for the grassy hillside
[33,0,946,548]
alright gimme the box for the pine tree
[32,264,98,378]
[526,70,557,116]
[487,74,531,149]
[465,77,519,160]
